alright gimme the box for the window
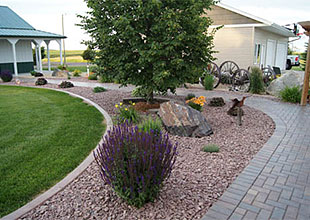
[254,43,262,65]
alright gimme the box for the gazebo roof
[0,6,65,39]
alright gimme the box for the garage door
[266,40,276,67]
[275,42,287,70]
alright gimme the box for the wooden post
[301,32,310,105]
[299,21,310,106]
[237,107,242,126]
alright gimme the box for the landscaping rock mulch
[2,83,275,220]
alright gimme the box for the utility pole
[62,14,66,66]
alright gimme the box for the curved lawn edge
[1,87,113,220]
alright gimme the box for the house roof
[216,3,295,38]
[0,6,65,39]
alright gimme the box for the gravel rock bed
[0,83,275,219]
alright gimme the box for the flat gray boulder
[267,70,304,96]
[159,101,213,138]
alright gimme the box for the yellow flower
[132,103,136,106]
[125,108,128,111]
[120,102,123,106]
[115,104,119,108]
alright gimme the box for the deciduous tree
[79,0,216,101]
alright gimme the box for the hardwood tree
[79,0,217,101]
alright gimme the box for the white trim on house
[210,23,267,28]
[216,3,295,38]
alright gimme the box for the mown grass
[43,66,88,72]
[0,86,106,217]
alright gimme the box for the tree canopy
[79,0,216,100]
[82,47,96,62]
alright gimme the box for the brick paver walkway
[176,89,310,220]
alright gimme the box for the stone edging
[1,87,113,220]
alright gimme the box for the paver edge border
[1,86,113,220]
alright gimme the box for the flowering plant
[115,101,139,124]
[185,96,206,111]
[94,122,178,207]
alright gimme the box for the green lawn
[0,86,106,217]
[43,66,89,73]
[292,66,303,71]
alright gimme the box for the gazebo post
[56,39,63,66]
[7,38,19,76]
[299,21,310,106]
[34,39,43,72]
[44,40,51,72]
[35,45,39,71]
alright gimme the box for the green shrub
[249,67,264,94]
[202,144,219,153]
[35,78,47,86]
[58,81,74,88]
[138,116,162,134]
[30,71,43,77]
[188,102,202,111]
[280,86,302,103]
[88,74,98,80]
[185,93,196,101]
[73,69,82,77]
[115,102,139,124]
[99,74,114,83]
[57,65,67,70]
[132,87,150,97]
[204,74,214,90]
[93,86,107,93]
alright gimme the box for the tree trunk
[147,90,154,104]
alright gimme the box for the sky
[0,0,309,51]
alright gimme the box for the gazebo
[0,6,66,76]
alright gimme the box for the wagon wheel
[219,61,240,85]
[199,62,221,88]
[262,66,276,85]
[232,69,250,92]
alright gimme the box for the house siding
[205,6,260,25]
[0,39,33,63]
[254,28,288,69]
[0,39,34,73]
[0,61,34,73]
[211,27,254,69]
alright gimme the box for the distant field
[43,50,85,63]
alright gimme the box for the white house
[0,6,66,75]
[205,3,296,70]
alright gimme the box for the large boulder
[159,101,213,138]
[52,69,70,77]
[267,70,304,96]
